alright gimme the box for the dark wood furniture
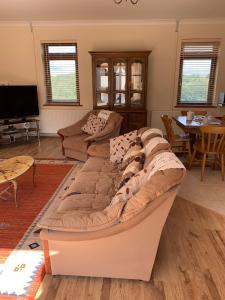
[89,51,151,133]
[173,116,222,134]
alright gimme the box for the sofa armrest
[57,112,91,137]
[39,187,178,242]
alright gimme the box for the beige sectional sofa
[38,128,185,281]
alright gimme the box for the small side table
[0,156,35,207]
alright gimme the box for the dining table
[173,115,225,146]
[173,115,224,132]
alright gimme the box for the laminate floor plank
[0,137,65,160]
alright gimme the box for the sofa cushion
[66,171,119,197]
[58,194,112,212]
[87,141,110,159]
[63,134,90,153]
[110,130,137,164]
[82,113,106,135]
[81,157,118,173]
[38,200,126,232]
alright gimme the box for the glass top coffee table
[0,156,35,207]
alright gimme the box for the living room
[0,0,225,299]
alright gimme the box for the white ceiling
[0,0,225,21]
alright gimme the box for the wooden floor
[1,139,225,300]
[35,197,225,300]
[0,137,65,160]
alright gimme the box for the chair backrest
[199,125,225,154]
[181,110,207,116]
[161,115,175,144]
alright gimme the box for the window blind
[42,43,80,104]
[177,42,219,106]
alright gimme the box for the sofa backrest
[113,127,186,222]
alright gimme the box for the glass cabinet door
[96,61,109,106]
[130,60,144,107]
[113,61,127,107]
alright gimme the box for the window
[177,42,219,106]
[42,43,80,105]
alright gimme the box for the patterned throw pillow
[111,167,148,206]
[120,143,143,170]
[98,110,112,121]
[82,114,106,135]
[117,159,144,190]
[110,130,137,164]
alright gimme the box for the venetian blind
[177,42,219,105]
[42,43,80,104]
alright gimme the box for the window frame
[176,42,219,107]
[42,42,81,106]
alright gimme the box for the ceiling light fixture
[114,0,139,4]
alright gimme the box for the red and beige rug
[0,160,81,299]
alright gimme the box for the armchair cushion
[84,112,123,142]
[82,113,106,135]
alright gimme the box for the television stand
[0,119,40,146]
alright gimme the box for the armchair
[58,110,123,161]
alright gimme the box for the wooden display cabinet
[89,51,151,133]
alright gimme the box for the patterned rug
[0,160,82,299]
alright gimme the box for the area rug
[0,161,82,299]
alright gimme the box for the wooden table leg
[11,180,18,208]
[32,163,36,186]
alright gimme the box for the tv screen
[0,85,39,120]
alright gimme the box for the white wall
[0,21,225,134]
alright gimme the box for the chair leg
[201,153,207,181]
[187,140,191,161]
[212,154,217,170]
[221,154,224,181]
[189,147,196,170]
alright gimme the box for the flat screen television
[0,85,39,121]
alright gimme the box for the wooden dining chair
[189,125,225,181]
[161,115,191,159]
[181,110,207,116]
